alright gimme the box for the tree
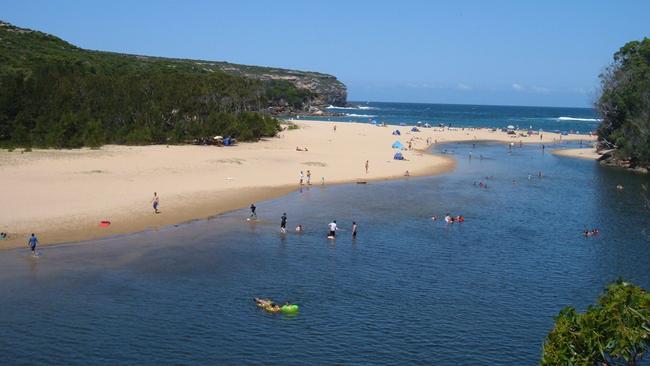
[541,281,650,366]
[597,38,650,166]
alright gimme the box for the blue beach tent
[392,141,405,149]
[394,152,404,160]
[392,130,401,135]
[411,127,420,132]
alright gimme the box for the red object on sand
[99,220,111,227]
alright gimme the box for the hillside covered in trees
[597,38,650,169]
[0,21,347,148]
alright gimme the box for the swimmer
[431,216,437,221]
[295,224,303,233]
[616,184,624,190]
[255,298,272,307]
[265,304,281,313]
[444,213,452,224]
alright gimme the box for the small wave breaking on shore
[326,105,377,110]
[556,116,602,122]
[344,113,377,118]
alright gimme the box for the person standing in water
[328,220,338,238]
[280,213,288,234]
[352,222,358,238]
[299,171,304,186]
[306,170,312,185]
[27,233,39,256]
[152,192,160,214]
[250,203,257,218]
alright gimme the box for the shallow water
[1,142,649,365]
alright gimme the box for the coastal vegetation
[0,21,345,148]
[541,281,650,365]
[597,38,650,168]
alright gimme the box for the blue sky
[2,0,648,107]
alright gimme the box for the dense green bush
[597,38,650,165]
[541,281,650,365]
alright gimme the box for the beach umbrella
[507,125,515,130]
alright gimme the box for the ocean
[303,101,600,134]
[1,139,649,365]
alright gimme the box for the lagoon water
[1,142,650,365]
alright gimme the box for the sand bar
[552,147,600,160]
[0,120,594,249]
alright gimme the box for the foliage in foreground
[597,38,650,166]
[541,281,650,366]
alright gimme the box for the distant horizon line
[345,100,595,110]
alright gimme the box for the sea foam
[557,116,602,122]
[326,105,377,110]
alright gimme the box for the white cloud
[457,83,472,91]
[511,83,524,91]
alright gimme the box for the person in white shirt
[328,220,338,238]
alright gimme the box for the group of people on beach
[299,170,313,185]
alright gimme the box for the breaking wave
[344,113,377,118]
[556,116,602,122]
[326,105,377,110]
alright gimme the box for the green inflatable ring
[281,304,299,314]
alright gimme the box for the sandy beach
[0,120,594,249]
[552,147,600,160]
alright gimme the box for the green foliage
[597,38,650,165]
[541,280,650,365]
[0,21,310,147]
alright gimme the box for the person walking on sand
[352,222,358,238]
[152,192,160,214]
[27,233,39,256]
[280,213,288,234]
[333,125,337,132]
[365,160,369,174]
[306,170,312,185]
[250,203,257,218]
[299,171,304,185]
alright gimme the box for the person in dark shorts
[328,220,337,238]
[352,222,357,238]
[280,213,287,233]
[250,203,257,218]
[27,233,39,256]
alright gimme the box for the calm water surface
[1,142,649,365]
